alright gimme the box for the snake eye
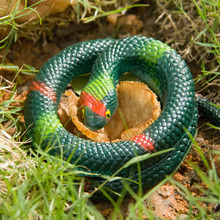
[82,108,85,118]
[106,110,111,119]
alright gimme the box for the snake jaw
[82,106,107,130]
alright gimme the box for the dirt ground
[1,1,220,219]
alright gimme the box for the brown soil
[1,1,219,219]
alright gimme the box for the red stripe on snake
[132,134,155,152]
[29,80,56,102]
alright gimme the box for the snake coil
[24,36,220,199]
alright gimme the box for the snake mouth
[83,106,107,131]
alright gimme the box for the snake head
[82,106,109,130]
[80,91,111,130]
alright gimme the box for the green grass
[0,0,220,219]
[0,136,104,219]
[1,126,219,219]
[172,0,220,85]
[191,0,220,85]
[0,77,23,137]
[171,141,220,219]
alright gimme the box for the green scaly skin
[24,36,220,199]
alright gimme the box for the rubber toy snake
[24,36,220,199]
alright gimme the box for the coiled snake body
[24,36,220,198]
